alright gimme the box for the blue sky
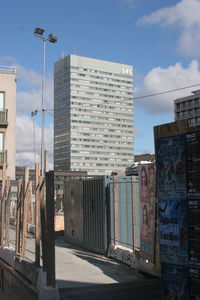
[1,0,200,167]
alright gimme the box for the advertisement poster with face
[139,163,156,262]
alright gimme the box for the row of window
[188,117,200,125]
[71,162,130,168]
[71,119,132,128]
[71,155,131,162]
[71,109,132,119]
[175,98,200,110]
[72,163,131,168]
[71,151,133,156]
[71,95,132,106]
[71,168,121,173]
[71,77,133,90]
[71,125,133,134]
[176,107,200,119]
[71,101,132,112]
[72,131,133,140]
[70,66,132,80]
[71,113,133,123]
[71,144,133,151]
[71,89,132,101]
[71,138,133,145]
[71,84,132,96]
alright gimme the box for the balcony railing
[0,151,7,164]
[0,110,8,124]
[0,65,16,74]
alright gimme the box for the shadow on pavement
[59,279,162,300]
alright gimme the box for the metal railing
[0,110,8,123]
[0,151,7,164]
[0,65,16,74]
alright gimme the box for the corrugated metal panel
[63,180,83,245]
[83,177,107,254]
[118,176,133,249]
[132,179,140,249]
[109,176,134,249]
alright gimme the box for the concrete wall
[0,261,38,300]
[0,247,59,300]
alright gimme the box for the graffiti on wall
[108,245,138,268]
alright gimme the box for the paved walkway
[9,229,161,299]
[56,236,145,288]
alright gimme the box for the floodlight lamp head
[48,33,58,43]
[34,27,45,36]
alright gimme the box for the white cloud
[120,0,137,9]
[17,79,53,115]
[0,57,53,115]
[16,64,43,88]
[135,60,200,114]
[0,56,18,65]
[137,0,200,57]
[16,63,53,115]
[16,115,53,169]
[0,57,54,168]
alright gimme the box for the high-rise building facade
[54,55,134,175]
[0,66,16,180]
[174,90,200,127]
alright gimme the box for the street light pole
[34,28,57,176]
[41,38,46,177]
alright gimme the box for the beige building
[0,66,16,180]
[54,55,134,175]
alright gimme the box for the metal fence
[109,176,140,250]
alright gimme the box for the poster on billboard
[156,135,187,192]
[161,263,190,300]
[159,195,188,265]
[186,131,200,300]
[139,163,156,262]
[156,134,190,299]
[156,135,188,265]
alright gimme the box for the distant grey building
[174,90,200,127]
[54,55,134,175]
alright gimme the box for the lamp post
[34,28,57,175]
[31,110,38,166]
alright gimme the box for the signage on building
[121,68,132,75]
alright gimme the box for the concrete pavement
[9,229,161,299]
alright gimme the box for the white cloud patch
[137,0,200,57]
[0,57,55,168]
[16,64,43,88]
[16,115,53,169]
[0,57,53,115]
[120,0,137,9]
[17,78,53,115]
[16,63,53,115]
[135,60,200,114]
